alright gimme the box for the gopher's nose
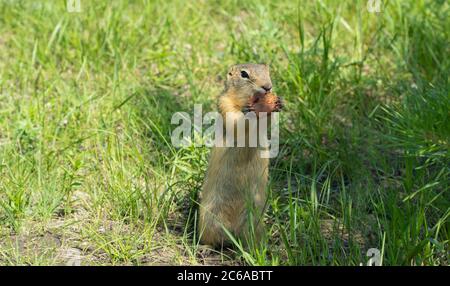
[262,84,272,93]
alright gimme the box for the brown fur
[198,64,282,247]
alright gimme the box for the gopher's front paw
[274,97,284,112]
[242,104,255,114]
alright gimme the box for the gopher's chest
[219,147,269,193]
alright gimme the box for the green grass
[0,0,448,265]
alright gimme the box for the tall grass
[0,0,448,265]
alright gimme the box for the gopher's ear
[226,66,235,79]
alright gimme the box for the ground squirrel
[199,63,283,247]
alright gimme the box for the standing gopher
[199,63,283,247]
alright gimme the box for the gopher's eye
[240,71,249,79]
